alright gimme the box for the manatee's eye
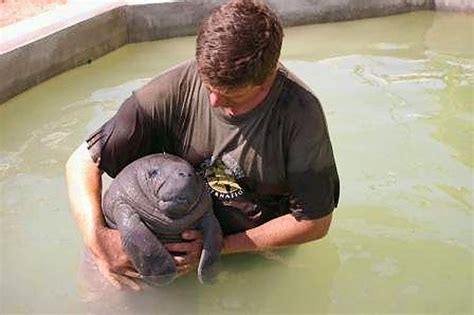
[148,169,159,178]
[178,171,193,177]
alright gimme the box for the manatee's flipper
[114,204,177,286]
[197,211,223,284]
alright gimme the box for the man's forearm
[222,213,332,254]
[65,142,106,247]
[66,143,139,288]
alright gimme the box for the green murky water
[1,11,472,314]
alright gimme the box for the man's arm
[165,212,332,268]
[222,212,332,254]
[65,142,140,290]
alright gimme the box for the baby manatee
[102,153,222,285]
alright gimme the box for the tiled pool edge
[0,0,472,105]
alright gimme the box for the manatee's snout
[157,168,203,218]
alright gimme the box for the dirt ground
[0,0,67,28]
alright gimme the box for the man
[66,0,339,290]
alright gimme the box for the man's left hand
[164,230,203,275]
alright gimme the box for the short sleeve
[86,94,164,177]
[286,99,340,220]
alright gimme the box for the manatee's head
[146,161,204,219]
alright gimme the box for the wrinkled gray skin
[102,153,223,286]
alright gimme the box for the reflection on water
[76,244,338,314]
[427,53,473,168]
[0,11,473,314]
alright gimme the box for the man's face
[205,83,264,109]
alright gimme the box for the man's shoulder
[134,59,199,105]
[279,65,324,122]
[282,66,320,103]
[278,66,333,149]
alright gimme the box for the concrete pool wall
[0,0,472,105]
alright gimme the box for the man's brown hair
[196,0,283,89]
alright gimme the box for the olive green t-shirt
[87,60,339,235]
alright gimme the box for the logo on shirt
[197,153,245,200]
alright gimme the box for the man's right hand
[66,143,142,291]
[89,227,141,291]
